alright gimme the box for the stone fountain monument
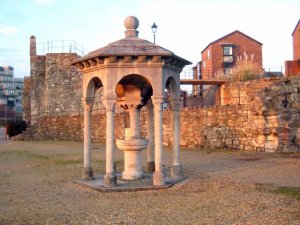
[116,84,149,180]
[73,16,191,191]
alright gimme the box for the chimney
[30,35,37,57]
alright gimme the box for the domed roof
[72,16,191,66]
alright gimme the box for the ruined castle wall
[43,53,82,116]
[30,55,47,125]
[23,75,300,152]
[24,53,300,153]
[24,53,107,126]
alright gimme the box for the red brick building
[285,19,300,76]
[200,30,263,79]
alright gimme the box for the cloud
[0,24,18,35]
[32,0,55,4]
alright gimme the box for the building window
[203,61,206,68]
[207,50,210,59]
[223,46,233,63]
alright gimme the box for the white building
[0,66,24,121]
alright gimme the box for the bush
[215,52,263,81]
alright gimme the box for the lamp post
[151,22,157,44]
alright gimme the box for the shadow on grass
[256,184,300,200]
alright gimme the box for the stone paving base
[75,173,187,192]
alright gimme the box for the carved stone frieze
[108,56,118,63]
[123,56,133,63]
[88,59,97,66]
[137,55,147,63]
[152,56,162,63]
[76,62,84,70]
[95,57,105,65]
[83,60,91,68]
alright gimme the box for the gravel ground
[0,140,299,225]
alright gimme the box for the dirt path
[0,141,299,225]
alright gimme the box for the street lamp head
[151,23,158,34]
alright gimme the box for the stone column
[152,97,165,185]
[170,98,183,179]
[102,97,117,187]
[82,97,95,180]
[128,105,140,137]
[146,99,155,172]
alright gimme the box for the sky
[0,0,299,78]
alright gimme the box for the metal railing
[36,40,89,56]
[180,67,194,79]
[181,67,284,82]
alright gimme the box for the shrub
[215,52,263,81]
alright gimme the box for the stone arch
[115,74,153,105]
[85,77,103,98]
[165,76,179,99]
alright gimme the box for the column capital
[102,96,116,111]
[170,98,181,111]
[151,96,164,110]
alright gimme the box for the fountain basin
[116,136,149,151]
[116,136,149,180]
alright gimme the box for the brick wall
[285,60,300,77]
[201,46,213,78]
[293,20,300,61]
[201,31,262,78]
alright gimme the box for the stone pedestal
[116,135,148,180]
[116,96,148,180]
[122,144,144,179]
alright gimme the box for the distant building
[285,19,300,76]
[199,30,263,79]
[14,78,24,120]
[0,66,24,121]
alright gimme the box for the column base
[122,170,144,180]
[82,167,94,180]
[146,161,155,173]
[153,171,166,186]
[171,165,183,179]
[104,173,117,187]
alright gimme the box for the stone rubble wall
[23,51,300,152]
[22,75,300,152]
[25,53,119,126]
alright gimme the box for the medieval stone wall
[22,75,300,152]
[25,53,114,126]
[23,51,300,152]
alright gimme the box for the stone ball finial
[124,16,139,30]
